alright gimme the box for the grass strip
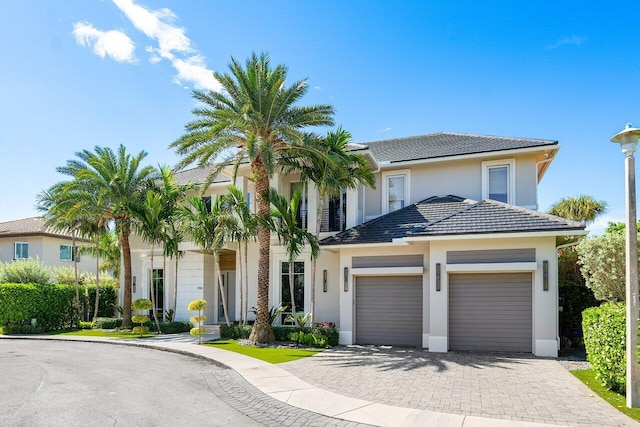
[203,339,321,364]
[571,369,640,422]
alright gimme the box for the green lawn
[46,329,154,339]
[571,369,640,422]
[203,339,321,364]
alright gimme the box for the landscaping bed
[203,339,321,364]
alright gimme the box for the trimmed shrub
[0,259,51,284]
[79,321,93,330]
[0,283,76,333]
[582,302,626,393]
[559,284,598,343]
[93,317,122,329]
[188,298,207,343]
[83,284,118,318]
[152,321,191,334]
[220,324,339,347]
[288,331,328,348]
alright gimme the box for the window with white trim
[382,170,410,214]
[482,159,515,204]
[14,242,28,260]
[60,244,73,261]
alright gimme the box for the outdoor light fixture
[132,276,137,293]
[435,263,441,291]
[343,267,349,292]
[323,269,328,292]
[543,261,549,291]
[611,123,640,408]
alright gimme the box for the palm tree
[134,190,165,333]
[225,185,258,325]
[292,128,375,323]
[55,145,157,328]
[181,195,231,325]
[268,188,319,323]
[548,195,608,225]
[171,53,334,343]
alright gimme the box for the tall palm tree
[548,195,608,225]
[134,190,165,333]
[171,53,334,343]
[268,188,319,322]
[55,145,157,328]
[181,195,231,325]
[225,185,258,325]
[292,128,375,323]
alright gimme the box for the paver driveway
[281,346,636,427]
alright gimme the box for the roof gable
[0,217,76,240]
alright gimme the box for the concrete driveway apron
[281,346,636,427]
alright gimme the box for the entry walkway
[0,334,634,427]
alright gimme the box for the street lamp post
[611,123,640,408]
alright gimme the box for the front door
[149,268,164,321]
[218,271,236,322]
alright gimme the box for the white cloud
[547,36,586,50]
[375,127,392,133]
[73,22,136,63]
[112,0,221,91]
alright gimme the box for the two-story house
[0,217,97,275]
[126,132,585,357]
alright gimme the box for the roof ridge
[0,216,43,225]
[440,131,556,144]
[482,199,585,227]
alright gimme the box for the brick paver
[281,346,636,427]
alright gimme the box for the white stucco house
[0,217,97,275]
[126,132,585,357]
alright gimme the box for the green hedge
[93,317,123,329]
[559,284,598,340]
[220,324,339,347]
[0,283,76,333]
[82,285,118,318]
[582,302,626,393]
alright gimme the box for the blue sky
[2,1,640,234]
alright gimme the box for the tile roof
[320,196,584,246]
[362,132,557,164]
[0,217,74,239]
[173,165,232,186]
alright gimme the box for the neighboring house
[127,131,585,357]
[0,217,97,276]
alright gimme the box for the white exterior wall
[427,236,558,357]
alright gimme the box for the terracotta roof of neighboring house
[362,132,557,164]
[173,165,233,186]
[0,217,77,240]
[320,196,584,246]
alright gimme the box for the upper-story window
[60,244,73,261]
[320,189,346,232]
[290,182,308,229]
[482,159,515,204]
[14,242,28,259]
[382,170,410,214]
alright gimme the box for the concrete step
[203,324,221,335]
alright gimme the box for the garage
[355,275,422,346]
[449,272,532,352]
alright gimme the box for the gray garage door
[449,272,532,352]
[355,276,422,346]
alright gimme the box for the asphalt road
[0,339,263,427]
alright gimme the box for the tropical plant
[225,185,258,325]
[0,258,51,284]
[171,53,334,343]
[268,188,319,320]
[131,298,152,336]
[548,195,608,224]
[577,232,638,301]
[188,298,207,344]
[180,196,231,325]
[251,304,287,326]
[291,128,375,322]
[285,312,312,328]
[53,145,158,328]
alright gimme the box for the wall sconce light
[436,263,441,291]
[132,276,137,293]
[543,260,549,291]
[344,267,349,292]
[323,269,328,292]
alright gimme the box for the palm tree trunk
[93,234,100,321]
[72,231,80,324]
[149,244,162,334]
[249,162,275,343]
[120,223,133,328]
[238,242,244,325]
[244,240,249,326]
[173,253,179,319]
[215,251,230,326]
